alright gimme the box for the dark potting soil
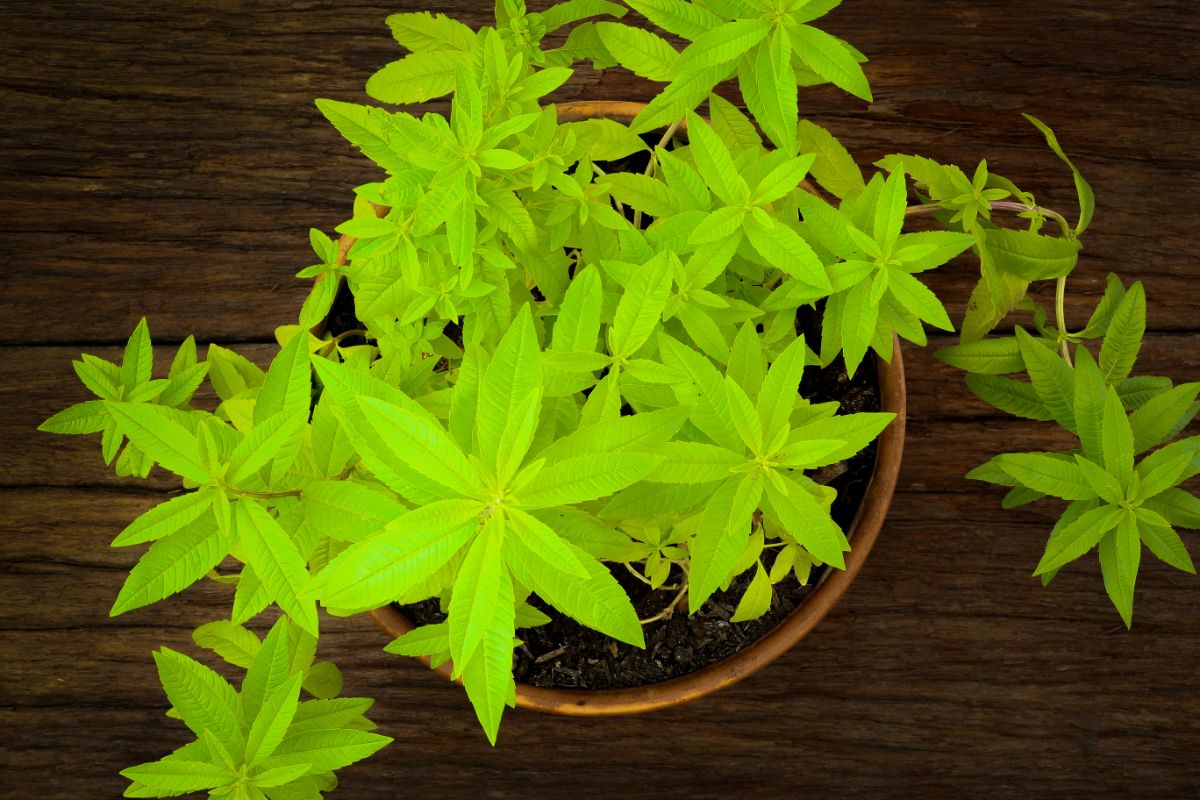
[397,335,881,690]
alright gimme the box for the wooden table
[2,1,1198,797]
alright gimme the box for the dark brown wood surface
[2,1,1198,797]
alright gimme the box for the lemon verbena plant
[41,0,1200,791]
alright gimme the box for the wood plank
[3,487,1199,797]
[4,0,1200,797]
[0,1,1197,343]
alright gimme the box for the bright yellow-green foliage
[38,0,1200,784]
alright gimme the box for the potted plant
[40,0,1200,796]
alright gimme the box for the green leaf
[458,604,516,746]
[964,374,1053,421]
[1118,375,1172,411]
[153,647,243,755]
[675,19,768,73]
[796,120,863,199]
[477,305,542,469]
[684,111,743,206]
[121,317,153,391]
[315,99,409,174]
[310,499,481,612]
[624,0,721,39]
[840,280,878,378]
[763,477,846,568]
[111,512,228,615]
[192,620,262,669]
[995,453,1094,501]
[507,507,588,578]
[365,51,469,104]
[536,405,690,464]
[255,331,311,426]
[505,529,644,647]
[160,360,210,409]
[1033,504,1121,575]
[1143,487,1200,531]
[887,268,953,331]
[1134,449,1193,503]
[595,22,681,81]
[602,173,681,217]
[708,93,762,156]
[752,154,815,206]
[1074,455,1124,505]
[245,673,303,766]
[724,375,763,454]
[286,697,376,737]
[238,501,319,636]
[1101,387,1134,486]
[517,453,661,508]
[251,763,313,789]
[743,32,797,151]
[542,0,628,32]
[689,475,762,613]
[1138,518,1195,573]
[1023,114,1094,235]
[227,411,306,487]
[302,481,406,544]
[264,729,391,774]
[1080,273,1127,338]
[105,402,209,483]
[357,396,483,499]
[385,11,475,52]
[1073,348,1107,462]
[790,24,872,101]
[1099,513,1140,628]
[120,759,235,794]
[743,212,830,291]
[632,65,726,134]
[874,170,907,250]
[773,438,845,468]
[730,562,772,622]
[788,412,893,467]
[609,253,673,358]
[232,564,271,626]
[755,337,808,441]
[1130,382,1200,453]
[112,491,215,547]
[207,345,265,404]
[936,338,1022,376]
[644,441,742,483]
[240,618,293,721]
[1098,282,1145,384]
[38,400,109,435]
[448,514,510,671]
[74,355,121,399]
[1015,327,1074,431]
[983,227,1080,281]
[691,205,744,245]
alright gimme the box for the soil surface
[398,336,881,690]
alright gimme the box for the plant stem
[624,562,655,587]
[633,117,685,230]
[1055,275,1072,366]
[639,562,690,625]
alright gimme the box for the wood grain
[2,1,1199,798]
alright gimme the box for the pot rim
[335,100,907,716]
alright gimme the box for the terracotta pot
[333,100,907,716]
